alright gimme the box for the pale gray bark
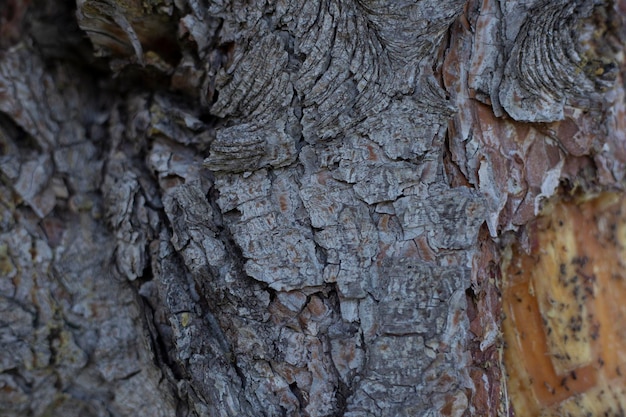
[0,0,624,416]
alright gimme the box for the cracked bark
[0,0,625,416]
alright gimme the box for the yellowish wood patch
[502,193,626,416]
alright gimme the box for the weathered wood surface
[0,0,624,415]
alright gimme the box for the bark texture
[0,0,625,416]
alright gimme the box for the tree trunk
[0,0,624,416]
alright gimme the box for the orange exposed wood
[503,193,626,416]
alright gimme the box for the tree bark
[0,0,624,416]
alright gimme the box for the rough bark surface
[0,0,624,416]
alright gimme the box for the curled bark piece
[76,0,180,69]
[499,1,616,122]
